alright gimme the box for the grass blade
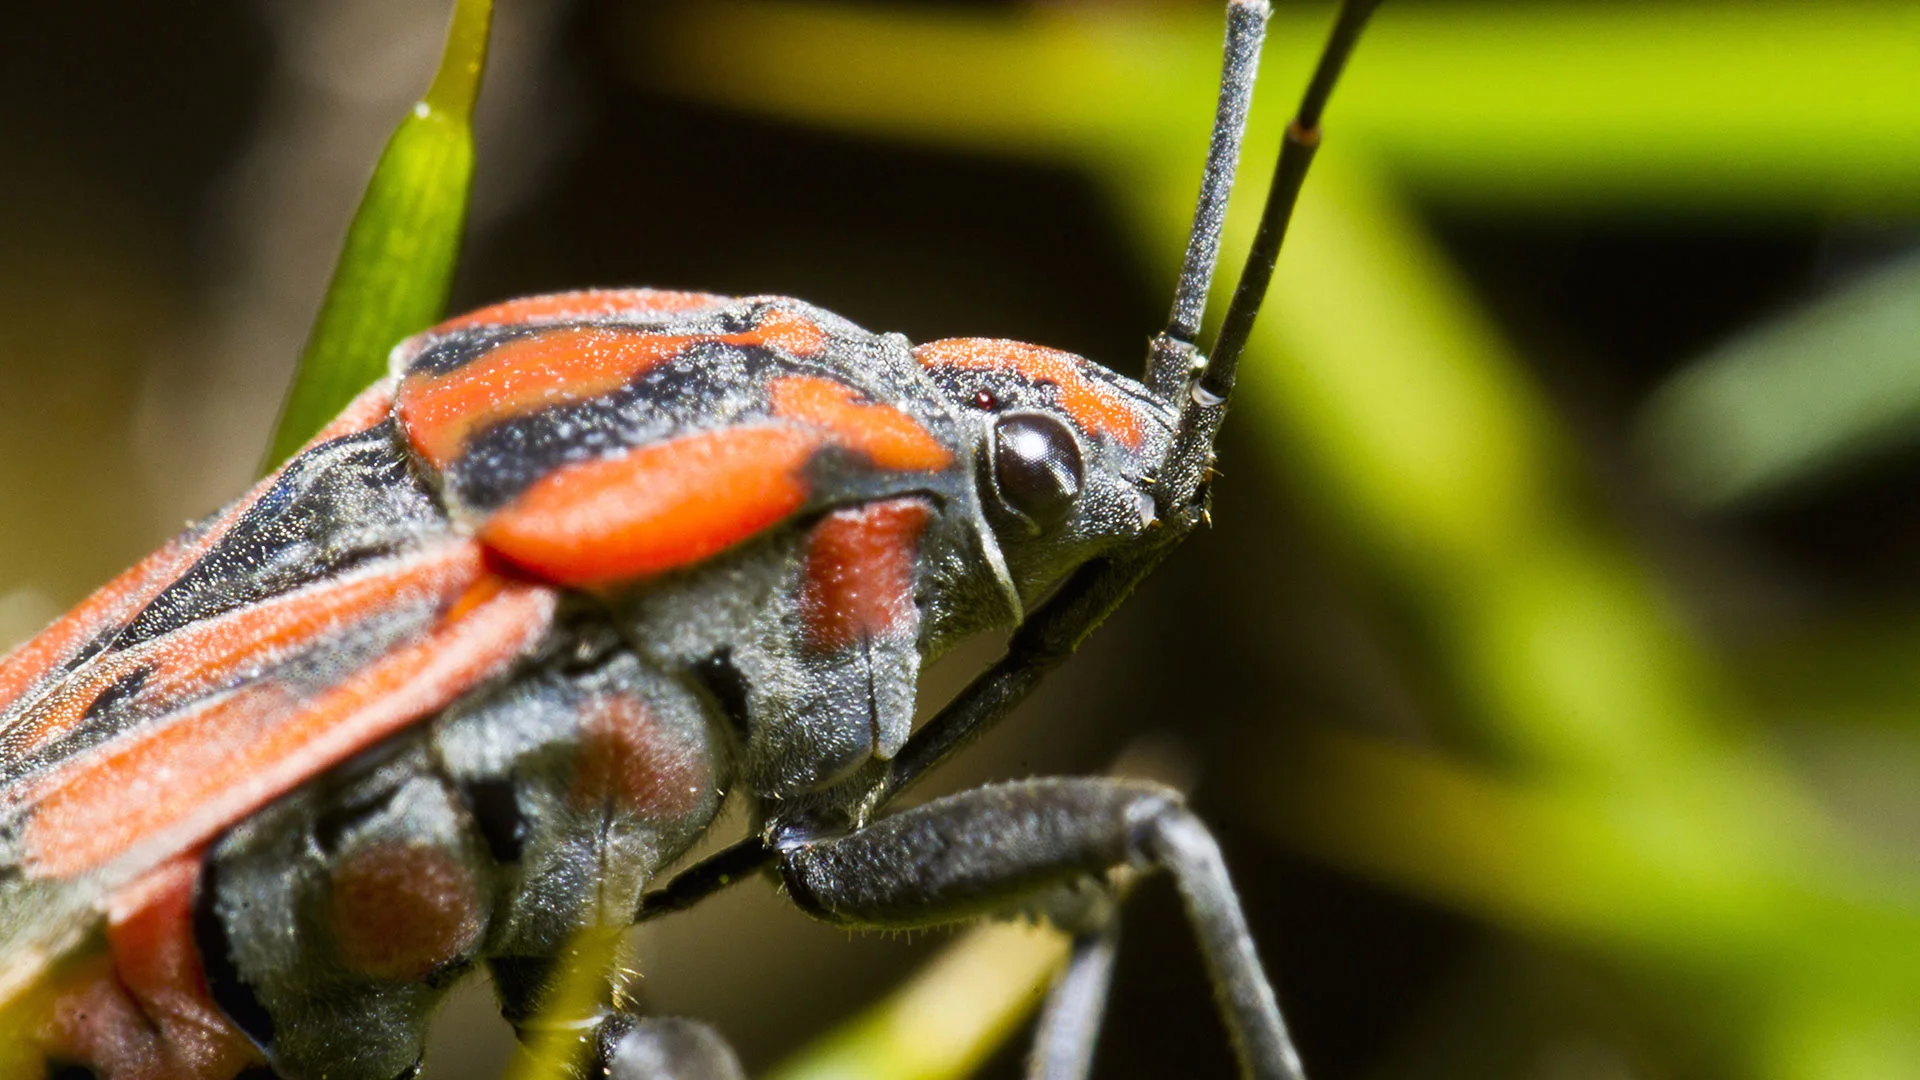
[261,0,492,469]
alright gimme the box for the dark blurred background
[6,2,1920,1079]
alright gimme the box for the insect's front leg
[771,778,1301,1080]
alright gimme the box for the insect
[0,1,1375,1077]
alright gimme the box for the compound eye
[988,412,1083,534]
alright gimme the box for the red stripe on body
[799,499,930,651]
[0,541,200,722]
[0,542,485,764]
[481,375,953,588]
[400,327,699,467]
[768,375,952,472]
[31,855,262,1079]
[21,574,554,878]
[0,383,397,725]
[482,426,819,587]
[329,842,484,982]
[399,308,831,468]
[571,695,711,821]
[914,338,1145,447]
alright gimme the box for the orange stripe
[749,306,828,357]
[913,338,1144,447]
[0,384,395,723]
[0,540,196,719]
[481,426,818,587]
[769,375,952,472]
[399,327,694,467]
[22,580,555,878]
[399,309,831,468]
[0,543,484,763]
[430,288,728,332]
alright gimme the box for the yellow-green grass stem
[261,0,492,470]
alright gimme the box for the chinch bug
[0,2,1377,1077]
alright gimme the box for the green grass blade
[767,922,1070,1080]
[1639,252,1920,507]
[643,1,1920,214]
[261,0,493,470]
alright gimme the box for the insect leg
[1027,925,1120,1080]
[776,778,1302,1080]
[637,0,1383,919]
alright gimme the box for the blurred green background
[6,2,1920,1078]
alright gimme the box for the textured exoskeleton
[0,0,1378,1073]
[0,290,1170,1078]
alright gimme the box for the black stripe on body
[445,341,793,512]
[400,323,550,378]
[0,582,444,789]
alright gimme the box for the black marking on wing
[447,341,789,512]
[60,635,111,674]
[81,665,151,721]
[402,323,548,377]
[115,419,444,651]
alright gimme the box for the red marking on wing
[0,382,397,724]
[799,499,930,651]
[20,575,555,878]
[769,375,953,472]
[0,540,199,723]
[914,338,1145,447]
[399,307,832,468]
[0,542,486,763]
[572,695,710,820]
[32,856,261,1079]
[329,842,484,982]
[479,374,955,588]
[430,288,729,332]
[481,426,819,587]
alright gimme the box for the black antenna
[1163,0,1273,352]
[1203,0,1381,401]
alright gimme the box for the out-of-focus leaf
[261,0,492,469]
[642,1,1920,213]
[767,922,1069,1080]
[1639,251,1920,507]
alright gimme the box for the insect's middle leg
[774,778,1303,1080]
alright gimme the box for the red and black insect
[0,2,1376,1077]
